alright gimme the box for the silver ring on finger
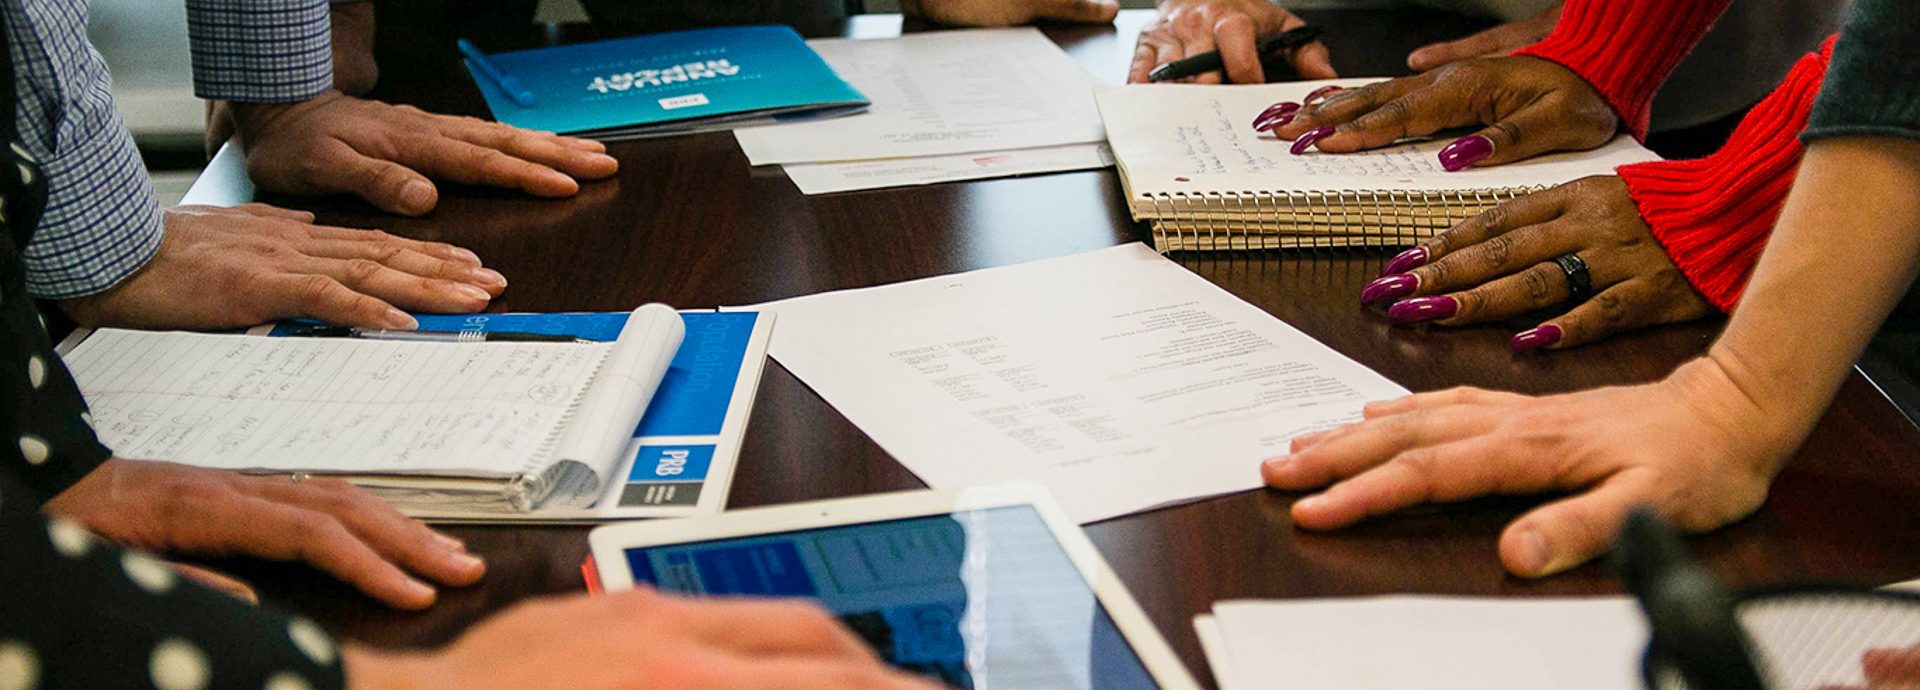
[290,472,310,485]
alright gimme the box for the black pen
[286,325,588,343]
[1148,25,1326,82]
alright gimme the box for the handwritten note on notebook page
[65,330,609,478]
[1095,79,1660,198]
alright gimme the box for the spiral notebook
[1095,79,1661,251]
[62,305,684,517]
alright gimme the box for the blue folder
[465,25,869,139]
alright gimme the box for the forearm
[1705,138,1920,441]
[186,0,334,102]
[1513,0,1732,138]
[1616,37,1834,312]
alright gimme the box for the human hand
[232,91,619,216]
[344,588,950,690]
[44,458,485,610]
[906,0,1119,27]
[1261,358,1789,578]
[1129,0,1335,85]
[1405,3,1561,72]
[331,1,380,96]
[1822,646,1920,690]
[1357,176,1714,350]
[1263,56,1614,169]
[204,0,377,156]
[58,204,503,331]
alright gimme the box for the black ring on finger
[1554,253,1592,304]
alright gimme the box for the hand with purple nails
[1129,0,1336,85]
[1359,176,1713,350]
[1268,56,1618,168]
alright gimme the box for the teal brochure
[465,26,869,139]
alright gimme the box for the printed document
[1199,597,1647,690]
[782,143,1111,195]
[744,244,1407,523]
[734,28,1106,165]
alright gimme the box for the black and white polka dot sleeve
[0,153,110,506]
[1,471,348,690]
[0,111,344,690]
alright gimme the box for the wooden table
[203,9,1920,686]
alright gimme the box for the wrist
[229,92,341,139]
[343,645,439,690]
[1662,356,1807,475]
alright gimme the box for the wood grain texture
[226,9,1920,686]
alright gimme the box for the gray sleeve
[1802,0,1920,142]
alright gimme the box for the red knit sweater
[1615,38,1835,313]
[1513,0,1732,139]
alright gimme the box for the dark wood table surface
[217,8,1920,686]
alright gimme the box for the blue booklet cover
[466,25,869,138]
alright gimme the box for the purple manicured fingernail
[1381,247,1429,275]
[1290,126,1335,155]
[1387,296,1458,323]
[1360,273,1419,305]
[1252,102,1301,130]
[1438,135,1494,172]
[1261,113,1297,131]
[1303,85,1344,105]
[1510,324,1563,352]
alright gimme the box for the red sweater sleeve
[1512,0,1732,139]
[1615,37,1836,313]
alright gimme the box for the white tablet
[588,484,1201,690]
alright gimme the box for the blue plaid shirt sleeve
[187,0,335,102]
[4,1,163,299]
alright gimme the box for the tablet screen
[622,505,1163,689]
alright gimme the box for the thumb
[1498,476,1647,578]
[1033,0,1119,23]
[1407,26,1514,71]
[171,562,260,604]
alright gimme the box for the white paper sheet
[782,143,1112,194]
[1207,597,1648,690]
[1096,79,1661,196]
[734,28,1106,165]
[744,244,1407,523]
[66,330,610,477]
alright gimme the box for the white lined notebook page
[65,330,610,477]
[1096,80,1660,196]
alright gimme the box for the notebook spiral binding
[1141,187,1548,253]
[518,343,618,512]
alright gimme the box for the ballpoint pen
[1148,25,1326,82]
[286,325,588,343]
[458,38,538,108]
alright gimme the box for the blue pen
[457,38,537,108]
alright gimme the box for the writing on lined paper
[65,330,608,477]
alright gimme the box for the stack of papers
[733,28,1113,194]
[741,244,1406,523]
[1195,597,1649,690]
